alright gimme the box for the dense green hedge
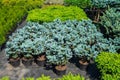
[27,5,88,23]
[0,0,44,46]
[0,6,26,46]
[95,52,120,80]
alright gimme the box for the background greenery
[27,5,88,23]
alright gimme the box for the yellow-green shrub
[27,5,88,23]
[0,0,44,46]
[95,52,120,80]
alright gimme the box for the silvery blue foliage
[72,20,116,59]
[100,8,120,37]
[5,19,117,61]
[46,41,72,65]
[109,37,120,52]
[91,0,120,8]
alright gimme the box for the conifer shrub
[0,0,44,46]
[100,8,120,38]
[95,52,120,80]
[27,5,88,23]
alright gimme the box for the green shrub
[102,74,120,80]
[100,8,120,38]
[0,6,26,46]
[36,75,51,80]
[0,76,9,80]
[95,52,120,80]
[0,0,44,46]
[1,0,44,10]
[57,73,85,80]
[6,19,117,61]
[27,5,88,23]
[64,0,91,8]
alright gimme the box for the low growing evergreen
[27,5,88,23]
[95,52,120,80]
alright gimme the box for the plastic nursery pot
[36,54,46,67]
[54,65,67,76]
[78,59,89,71]
[22,57,34,67]
[45,62,53,70]
[8,57,20,67]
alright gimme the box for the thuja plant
[95,52,120,80]
[100,8,120,38]
[27,5,88,23]
[57,73,85,80]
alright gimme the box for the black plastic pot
[36,59,45,67]
[77,60,89,71]
[54,65,67,76]
[22,58,33,67]
[8,58,20,67]
[55,69,66,76]
[45,63,53,70]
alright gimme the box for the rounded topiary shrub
[27,5,88,23]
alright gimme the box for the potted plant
[20,39,34,66]
[33,37,47,66]
[73,44,91,71]
[5,41,20,67]
[46,41,72,75]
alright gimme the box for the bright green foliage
[1,0,44,10]
[91,0,120,8]
[102,74,120,80]
[27,5,88,23]
[0,0,44,46]
[22,77,34,80]
[0,76,9,80]
[0,6,26,46]
[0,73,86,80]
[100,8,120,38]
[95,52,120,80]
[57,73,85,80]
[64,0,91,8]
[36,75,51,80]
